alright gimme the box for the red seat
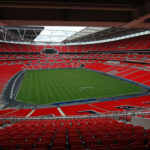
[129,144,147,150]
[0,142,16,150]
[70,145,87,150]
[35,142,49,149]
[18,143,33,150]
[87,145,106,150]
[50,147,66,150]
[109,144,128,150]
[101,138,114,146]
[29,149,45,150]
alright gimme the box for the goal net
[80,86,93,92]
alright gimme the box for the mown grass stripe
[16,68,143,105]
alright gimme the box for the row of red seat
[0,108,61,118]
[0,53,150,58]
[0,118,150,150]
[0,94,150,117]
[0,53,150,62]
[0,53,150,67]
[0,34,150,53]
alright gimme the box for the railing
[0,109,149,121]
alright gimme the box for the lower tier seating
[0,64,25,95]
[84,62,150,86]
[1,109,32,118]
[0,118,150,150]
[0,95,149,117]
[29,108,61,117]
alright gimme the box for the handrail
[0,110,149,121]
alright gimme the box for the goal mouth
[79,86,94,92]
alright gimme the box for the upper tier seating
[1,34,150,53]
[0,53,150,64]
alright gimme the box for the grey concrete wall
[131,117,150,130]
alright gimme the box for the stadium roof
[0,0,150,45]
[0,26,150,45]
[0,0,150,29]
[34,26,86,43]
[34,26,110,43]
[62,27,110,42]
[0,26,109,43]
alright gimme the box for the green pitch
[16,68,143,105]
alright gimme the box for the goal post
[79,86,93,92]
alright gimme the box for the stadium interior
[0,0,150,150]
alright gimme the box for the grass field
[16,68,143,105]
